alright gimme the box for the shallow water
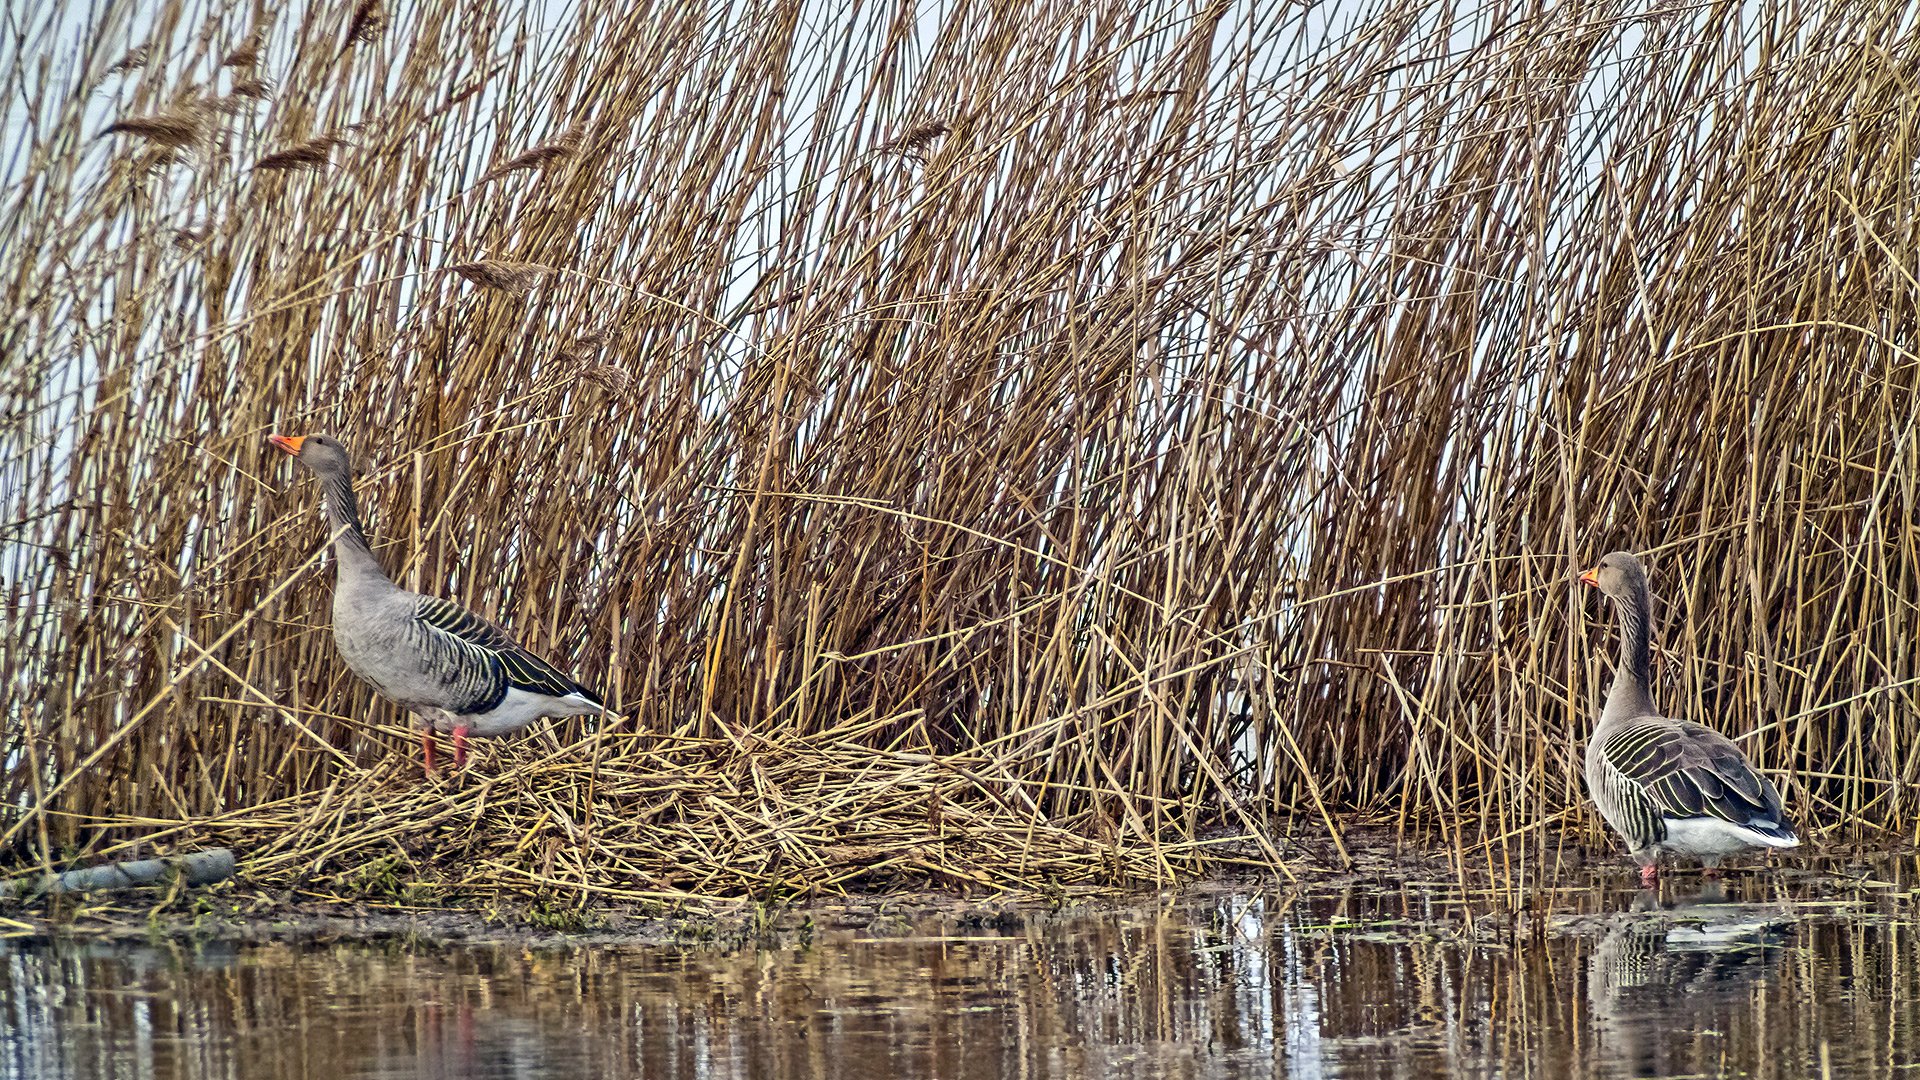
[4,861,1918,1079]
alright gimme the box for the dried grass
[186,719,1180,898]
[5,0,1920,903]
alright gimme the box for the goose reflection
[1587,881,1791,1077]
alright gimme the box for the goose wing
[414,596,602,707]
[1600,716,1792,839]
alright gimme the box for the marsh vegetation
[4,0,1918,902]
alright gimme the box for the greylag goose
[270,433,603,773]
[1580,551,1798,883]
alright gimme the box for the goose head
[1579,550,1649,601]
[269,433,353,478]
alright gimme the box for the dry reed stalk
[154,718,1186,898]
[4,0,1918,899]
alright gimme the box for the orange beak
[1578,568,1600,588]
[268,434,305,456]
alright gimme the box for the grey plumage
[1580,551,1798,878]
[272,433,602,771]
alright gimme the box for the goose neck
[1603,580,1656,722]
[320,471,388,584]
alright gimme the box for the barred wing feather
[414,596,602,706]
[1601,718,1793,839]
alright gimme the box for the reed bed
[3,0,1919,900]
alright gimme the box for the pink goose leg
[422,731,437,774]
[1639,863,1658,887]
[453,726,470,769]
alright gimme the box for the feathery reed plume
[578,363,634,399]
[481,131,582,182]
[132,149,184,176]
[107,47,149,74]
[101,109,202,148]
[341,0,385,53]
[223,35,263,69]
[560,330,609,362]
[229,77,274,100]
[253,135,342,171]
[875,121,949,159]
[446,259,550,294]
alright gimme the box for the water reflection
[1586,884,1793,1077]
[0,866,1912,1080]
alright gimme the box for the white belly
[1658,816,1800,858]
[426,687,602,737]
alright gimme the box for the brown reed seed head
[223,34,263,69]
[101,109,203,148]
[447,260,550,294]
[481,131,583,182]
[578,364,634,398]
[253,136,342,171]
[344,0,386,48]
[876,121,949,158]
[107,47,150,74]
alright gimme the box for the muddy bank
[1,828,1871,949]
[0,826,1432,947]
[0,887,1073,950]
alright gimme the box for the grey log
[0,848,236,898]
